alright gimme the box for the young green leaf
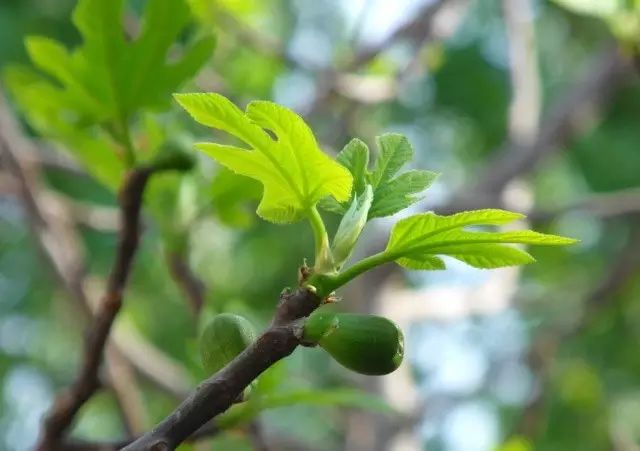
[318,133,437,219]
[210,168,262,228]
[385,209,577,270]
[9,0,214,126]
[318,138,369,214]
[369,133,414,188]
[445,243,536,268]
[175,93,353,223]
[4,0,213,183]
[3,66,126,190]
[338,139,370,194]
[368,134,438,219]
[368,169,438,218]
[332,185,373,269]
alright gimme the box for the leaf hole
[263,128,278,142]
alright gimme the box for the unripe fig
[304,310,404,376]
[199,313,256,374]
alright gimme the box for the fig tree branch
[0,91,198,437]
[34,157,191,449]
[59,422,220,451]
[123,287,321,451]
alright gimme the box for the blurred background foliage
[1,0,640,450]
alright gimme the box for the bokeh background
[1,0,640,450]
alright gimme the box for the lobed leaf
[175,93,353,223]
[386,209,577,270]
[10,0,214,125]
[319,133,437,219]
[339,138,370,194]
[317,138,368,215]
[369,169,438,218]
[369,133,414,188]
[4,0,213,188]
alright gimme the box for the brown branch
[35,165,153,450]
[0,91,197,441]
[59,422,220,451]
[123,287,321,451]
[0,124,192,404]
[27,152,193,449]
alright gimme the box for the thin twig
[0,92,192,441]
[35,165,153,449]
[35,156,191,449]
[123,287,321,451]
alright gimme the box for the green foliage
[256,388,393,412]
[210,168,262,228]
[175,92,353,223]
[20,0,213,122]
[385,209,576,270]
[172,93,576,292]
[4,0,214,184]
[319,134,438,219]
[0,2,626,449]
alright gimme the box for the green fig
[304,309,404,376]
[199,313,256,374]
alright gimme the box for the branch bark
[32,154,192,450]
[123,287,321,451]
[59,422,220,451]
[0,90,197,440]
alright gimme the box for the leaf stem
[308,250,395,297]
[308,206,332,271]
